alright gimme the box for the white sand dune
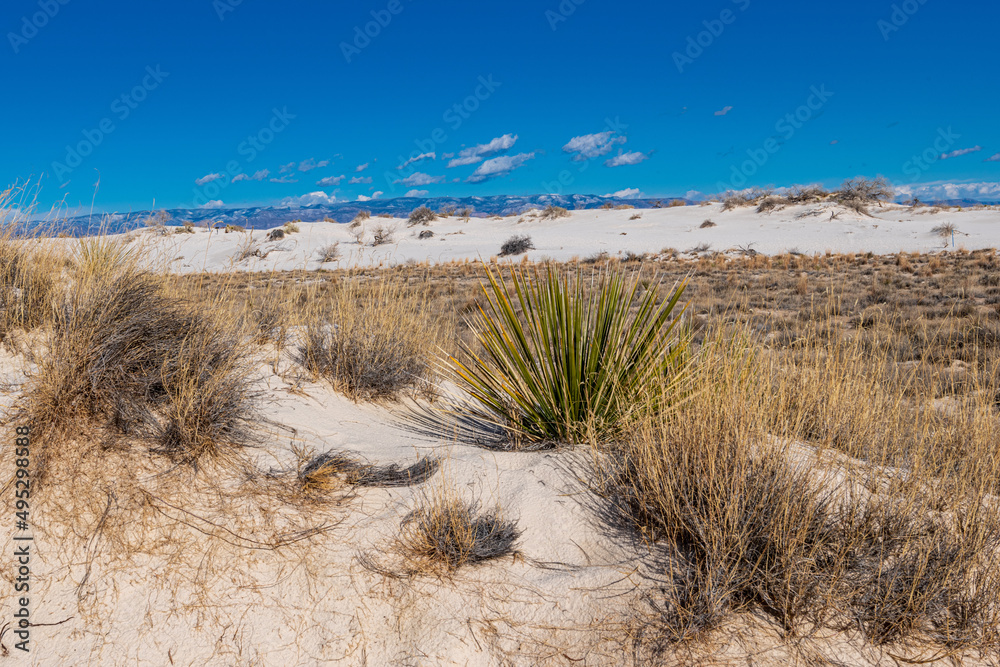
[120,202,1000,274]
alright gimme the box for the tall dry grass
[299,275,452,401]
[601,320,1000,656]
[22,236,261,481]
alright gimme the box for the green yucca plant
[448,262,689,445]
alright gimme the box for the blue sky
[4,0,999,214]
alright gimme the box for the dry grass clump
[931,222,958,238]
[352,210,371,224]
[721,188,771,211]
[408,206,436,227]
[498,234,534,257]
[0,229,58,337]
[699,220,716,228]
[607,322,1000,657]
[299,276,449,401]
[399,489,520,572]
[23,240,260,480]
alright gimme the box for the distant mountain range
[26,193,1000,237]
[35,194,689,236]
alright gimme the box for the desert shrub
[317,242,341,263]
[700,220,717,228]
[176,221,196,234]
[609,325,1000,653]
[299,278,447,401]
[408,206,436,227]
[352,210,371,224]
[418,230,434,240]
[225,224,245,233]
[24,246,259,479]
[756,197,782,213]
[371,223,396,246]
[668,199,686,207]
[283,221,300,233]
[447,263,689,445]
[836,176,894,215]
[267,228,286,241]
[540,205,570,220]
[721,188,770,211]
[785,184,829,203]
[499,234,534,257]
[400,491,520,571]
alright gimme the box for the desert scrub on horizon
[447,262,689,446]
[299,276,451,401]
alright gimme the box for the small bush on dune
[353,210,371,224]
[408,206,436,227]
[300,278,447,401]
[835,176,894,215]
[371,223,396,246]
[540,205,570,220]
[317,242,341,263]
[498,234,534,257]
[448,263,689,446]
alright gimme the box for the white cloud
[397,172,444,187]
[562,131,626,161]
[605,150,649,167]
[279,191,337,207]
[270,176,298,184]
[317,175,346,186]
[447,134,518,168]
[405,189,429,197]
[298,158,330,172]
[356,191,383,202]
[398,152,436,169]
[232,169,270,183]
[349,176,373,185]
[195,173,224,186]
[986,153,1000,162]
[941,146,982,160]
[603,188,642,198]
[279,162,297,174]
[355,163,370,172]
[467,153,535,183]
[714,106,734,116]
[198,200,225,209]
[895,180,1000,201]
